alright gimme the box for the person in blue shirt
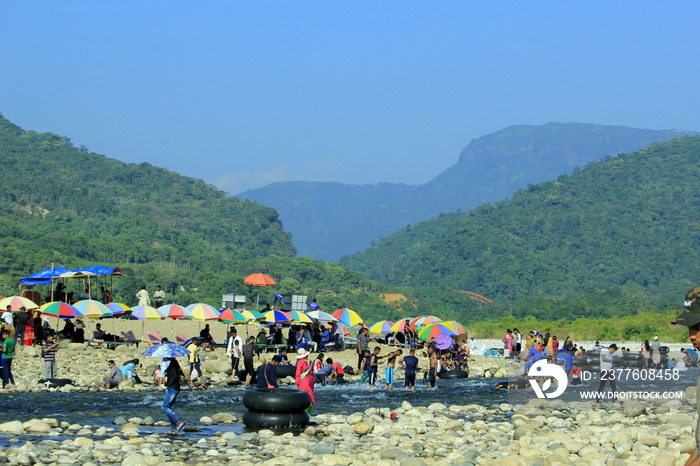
[561,350,574,374]
[399,349,419,391]
[256,356,280,388]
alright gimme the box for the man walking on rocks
[672,286,700,465]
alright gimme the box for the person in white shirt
[596,343,618,401]
[136,285,150,307]
[227,329,244,380]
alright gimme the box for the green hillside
[341,136,700,320]
[242,123,693,261]
[0,114,399,321]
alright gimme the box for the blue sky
[2,2,698,194]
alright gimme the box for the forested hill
[241,123,692,261]
[340,136,700,305]
[0,114,403,321]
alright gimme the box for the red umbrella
[244,273,276,286]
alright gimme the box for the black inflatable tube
[242,410,310,428]
[243,388,311,413]
[276,364,296,379]
[38,378,73,387]
[438,370,469,379]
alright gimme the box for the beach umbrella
[158,304,187,320]
[417,323,458,342]
[142,343,190,358]
[389,318,415,332]
[186,303,220,321]
[0,295,39,311]
[75,300,112,319]
[306,310,338,322]
[286,311,316,324]
[243,273,276,286]
[131,305,164,342]
[434,334,453,350]
[442,321,467,335]
[244,273,276,309]
[261,310,292,324]
[131,305,163,320]
[240,309,265,321]
[410,315,441,330]
[106,302,132,317]
[218,309,248,324]
[39,301,83,319]
[368,320,395,334]
[331,308,363,328]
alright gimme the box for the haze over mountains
[240,123,693,261]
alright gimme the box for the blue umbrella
[142,343,190,358]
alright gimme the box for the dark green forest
[342,136,700,321]
[0,114,400,321]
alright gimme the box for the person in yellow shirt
[186,338,207,389]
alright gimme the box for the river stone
[653,454,676,466]
[427,403,447,413]
[24,420,52,434]
[23,346,39,357]
[347,414,363,425]
[203,359,231,374]
[400,458,428,466]
[119,423,140,434]
[354,422,373,435]
[380,448,406,459]
[0,421,24,435]
[199,416,214,425]
[113,416,127,425]
[309,443,335,455]
[666,413,694,428]
[623,401,645,417]
[212,412,236,423]
[513,426,532,440]
[67,343,87,351]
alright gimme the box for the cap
[654,336,659,341]
[296,348,309,359]
[672,286,700,327]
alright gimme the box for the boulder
[354,422,373,435]
[203,359,232,375]
[0,421,24,435]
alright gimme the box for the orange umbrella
[244,273,276,310]
[244,273,276,286]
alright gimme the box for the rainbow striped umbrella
[39,301,83,319]
[0,295,39,310]
[389,318,415,332]
[240,309,265,321]
[219,308,249,324]
[75,300,113,319]
[417,323,458,342]
[410,315,441,330]
[287,311,316,324]
[106,302,132,317]
[307,310,338,322]
[442,321,467,335]
[158,304,187,320]
[186,303,220,321]
[261,310,292,324]
[369,320,395,334]
[331,308,363,328]
[131,305,163,320]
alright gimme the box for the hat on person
[672,286,700,327]
[654,336,659,341]
[296,348,309,359]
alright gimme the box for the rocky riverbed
[1,395,698,465]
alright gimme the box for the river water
[1,370,696,445]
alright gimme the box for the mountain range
[340,135,700,320]
[240,123,693,261]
